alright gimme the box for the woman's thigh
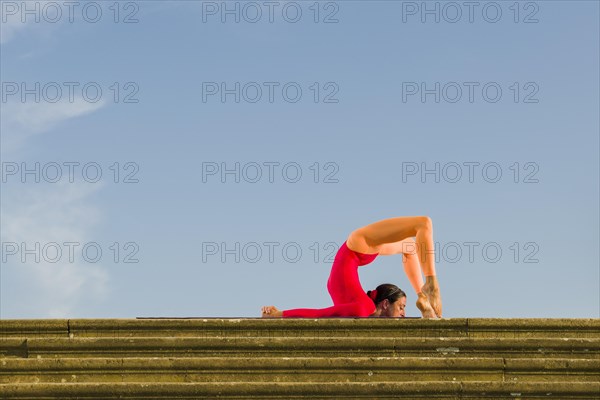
[348,216,430,252]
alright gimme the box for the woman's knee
[417,216,433,230]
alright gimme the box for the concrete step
[2,318,598,399]
[1,381,599,399]
[1,336,598,359]
[2,356,598,384]
[2,318,599,338]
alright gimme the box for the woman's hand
[261,305,283,318]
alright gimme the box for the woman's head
[367,283,407,318]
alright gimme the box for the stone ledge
[2,356,598,384]
[2,337,598,360]
[1,381,599,398]
[2,318,598,399]
[2,318,599,338]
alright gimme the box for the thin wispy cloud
[0,0,187,46]
[1,98,105,158]
[1,96,108,317]
[1,181,109,317]
[0,10,32,44]
[1,0,73,45]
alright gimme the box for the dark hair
[367,283,406,305]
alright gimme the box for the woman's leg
[375,237,437,318]
[348,216,442,317]
[403,250,437,319]
[402,251,425,294]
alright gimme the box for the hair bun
[368,289,378,301]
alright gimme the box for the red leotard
[281,240,379,318]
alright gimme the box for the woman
[261,216,442,319]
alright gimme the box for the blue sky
[1,0,598,319]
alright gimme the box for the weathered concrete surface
[2,357,599,384]
[2,336,597,359]
[1,318,598,399]
[1,381,599,398]
[2,318,599,338]
[0,320,68,338]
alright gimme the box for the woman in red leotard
[261,216,442,319]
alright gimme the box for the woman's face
[385,296,406,318]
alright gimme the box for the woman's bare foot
[261,305,283,318]
[421,276,442,317]
[416,293,437,319]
